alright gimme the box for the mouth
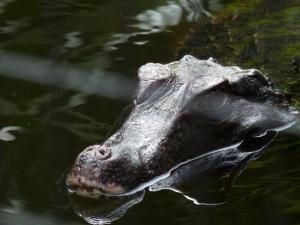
[66,174,126,198]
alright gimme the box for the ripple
[104,0,212,51]
[64,31,83,49]
[0,126,22,142]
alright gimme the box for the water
[0,0,299,224]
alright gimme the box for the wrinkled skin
[66,55,297,198]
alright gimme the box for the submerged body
[66,55,297,197]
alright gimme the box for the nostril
[98,148,106,155]
[79,156,85,165]
[95,146,111,160]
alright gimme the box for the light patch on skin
[0,126,22,141]
[70,187,103,199]
[66,175,126,198]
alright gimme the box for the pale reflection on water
[0,51,135,100]
[105,0,212,51]
[0,20,27,34]
[0,126,22,142]
[64,32,83,49]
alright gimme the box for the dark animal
[66,55,297,198]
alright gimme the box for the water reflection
[64,31,83,49]
[0,20,27,34]
[70,191,145,225]
[105,0,211,51]
[0,51,135,100]
[0,50,134,141]
[0,126,22,142]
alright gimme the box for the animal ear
[135,63,174,104]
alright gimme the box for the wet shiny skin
[66,55,297,198]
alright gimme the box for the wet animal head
[66,55,297,199]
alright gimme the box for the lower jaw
[68,186,104,199]
[67,185,127,199]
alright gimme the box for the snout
[67,145,112,180]
[66,145,126,198]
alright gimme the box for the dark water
[0,0,299,225]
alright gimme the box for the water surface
[0,0,299,225]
